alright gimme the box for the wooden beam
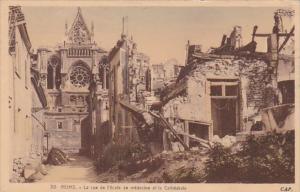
[278,33,294,37]
[252,25,258,41]
[278,26,295,53]
[253,33,271,37]
[253,33,294,38]
[119,99,145,120]
[119,100,190,150]
[177,132,211,147]
[157,113,190,151]
[161,80,187,103]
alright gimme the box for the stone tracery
[47,56,61,89]
[69,64,90,88]
[67,8,91,44]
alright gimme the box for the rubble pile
[10,158,26,183]
[96,150,208,183]
[155,151,207,183]
[94,134,241,183]
[11,147,73,182]
[46,147,69,165]
[24,163,48,182]
[95,142,152,173]
[212,135,237,148]
[118,155,164,175]
[10,157,49,183]
[206,130,295,183]
[95,130,294,183]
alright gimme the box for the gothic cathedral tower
[36,8,107,153]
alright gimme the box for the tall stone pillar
[53,66,56,90]
[103,67,107,89]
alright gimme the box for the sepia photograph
[0,1,299,191]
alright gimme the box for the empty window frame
[210,81,238,97]
[225,85,238,96]
[210,85,222,96]
[57,121,63,130]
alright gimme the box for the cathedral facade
[34,8,107,153]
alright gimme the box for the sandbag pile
[46,147,69,165]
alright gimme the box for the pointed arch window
[47,65,54,89]
[47,56,61,89]
[99,56,109,89]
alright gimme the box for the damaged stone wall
[240,59,269,108]
[190,57,270,121]
[162,55,271,138]
[163,76,210,124]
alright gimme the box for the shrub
[205,131,294,183]
[94,142,151,173]
[205,143,246,183]
[162,166,205,183]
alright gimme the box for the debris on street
[46,148,70,165]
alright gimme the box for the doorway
[211,99,238,137]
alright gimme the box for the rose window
[70,66,90,88]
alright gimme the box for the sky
[22,6,293,64]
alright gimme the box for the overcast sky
[22,6,293,64]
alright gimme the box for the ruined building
[8,6,47,182]
[108,33,151,145]
[161,54,271,146]
[128,45,151,104]
[160,12,294,148]
[33,8,108,153]
[151,59,183,96]
[151,63,165,92]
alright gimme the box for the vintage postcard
[0,1,299,192]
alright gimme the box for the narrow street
[38,154,98,183]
